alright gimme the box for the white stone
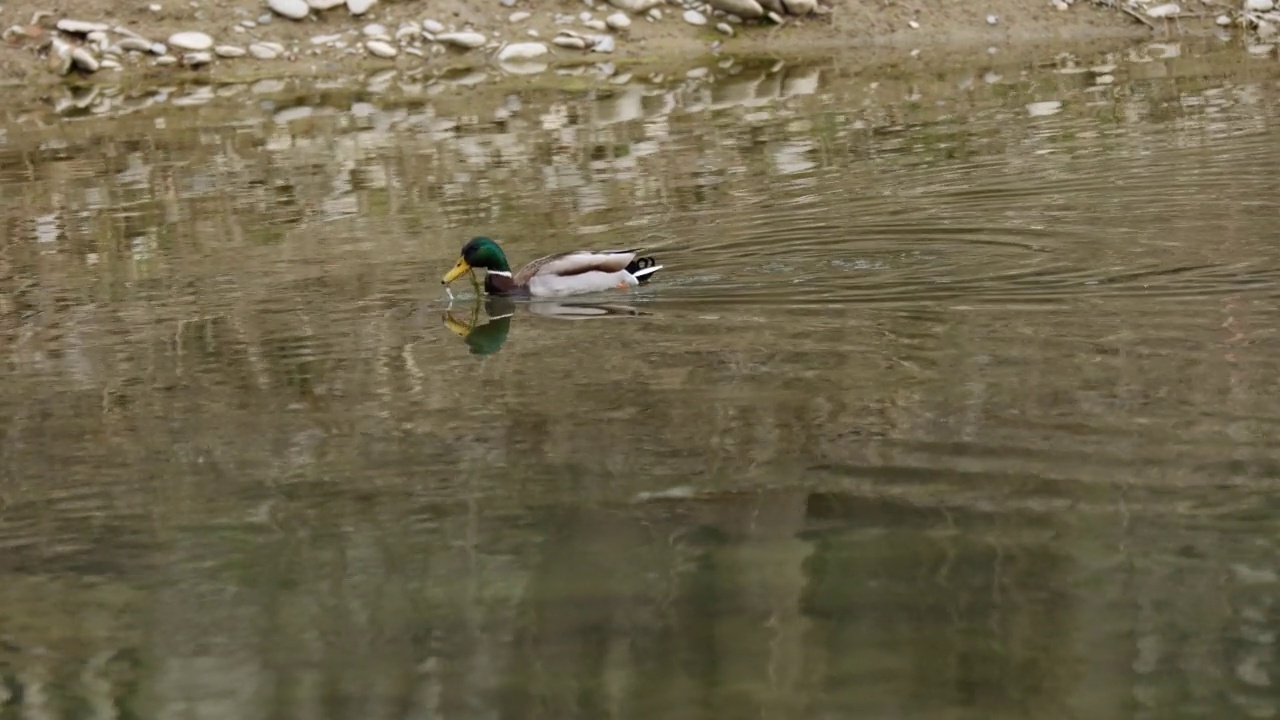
[56,19,110,34]
[215,44,246,57]
[183,51,213,66]
[683,9,708,25]
[118,37,153,52]
[362,23,387,36]
[1216,12,1233,23]
[781,0,815,15]
[155,54,178,65]
[422,19,445,33]
[608,0,663,11]
[648,7,663,20]
[986,13,998,24]
[308,0,346,8]
[606,11,632,28]
[510,11,532,22]
[585,19,608,30]
[1145,3,1180,17]
[396,23,420,40]
[168,31,213,50]
[553,35,587,48]
[497,41,548,60]
[1246,0,1274,12]
[436,31,487,48]
[709,0,764,17]
[1053,0,1069,10]
[268,0,310,20]
[70,47,99,72]
[592,34,615,51]
[249,42,281,59]
[716,21,734,34]
[348,0,376,16]
[311,33,342,44]
[365,39,397,57]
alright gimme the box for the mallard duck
[441,236,663,298]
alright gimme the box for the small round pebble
[683,9,708,25]
[249,42,281,59]
[716,21,734,35]
[606,12,632,29]
[168,31,214,51]
[348,0,377,15]
[215,44,246,57]
[268,0,310,20]
[183,51,213,66]
[155,54,178,65]
[365,39,397,57]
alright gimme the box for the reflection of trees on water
[0,45,1279,720]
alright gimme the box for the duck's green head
[442,236,511,285]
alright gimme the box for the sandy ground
[0,0,1210,90]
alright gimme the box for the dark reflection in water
[2,37,1280,720]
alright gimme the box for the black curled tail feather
[626,256,661,284]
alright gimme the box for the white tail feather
[631,264,663,279]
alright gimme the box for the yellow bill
[442,257,471,285]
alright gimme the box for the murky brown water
[2,37,1280,720]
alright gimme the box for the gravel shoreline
[0,0,1264,91]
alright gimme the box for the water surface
[2,38,1280,720]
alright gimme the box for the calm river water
[2,36,1279,720]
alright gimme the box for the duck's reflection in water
[443,296,652,356]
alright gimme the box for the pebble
[183,51,213,66]
[56,19,110,34]
[716,21,734,34]
[767,10,785,22]
[70,47,99,72]
[436,31,487,48]
[510,11,532,22]
[592,34,615,52]
[781,0,816,14]
[118,37,154,52]
[365,39,397,57]
[606,11,632,28]
[1145,3,1180,17]
[648,8,663,20]
[308,0,346,8]
[584,19,608,30]
[101,57,122,69]
[148,3,162,11]
[362,23,387,36]
[311,33,343,44]
[422,19,445,34]
[268,0,311,20]
[347,0,377,15]
[608,0,663,10]
[684,9,708,25]
[1053,0,1069,9]
[155,54,178,65]
[215,44,246,57]
[986,13,998,24]
[1216,13,1232,24]
[395,23,420,40]
[709,0,764,18]
[908,19,920,28]
[497,41,548,61]
[168,31,213,51]
[1246,0,1274,11]
[553,34,587,48]
[249,41,282,59]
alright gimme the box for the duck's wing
[513,249,639,285]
